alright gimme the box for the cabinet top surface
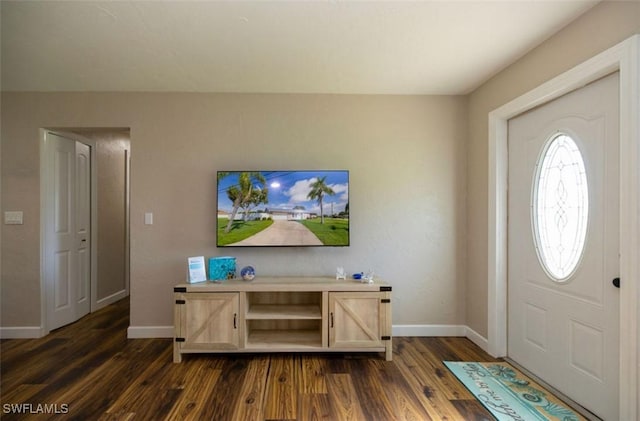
[175,276,391,292]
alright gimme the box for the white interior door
[45,132,91,330]
[507,73,619,420]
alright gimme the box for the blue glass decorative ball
[240,266,255,281]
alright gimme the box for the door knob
[612,278,620,288]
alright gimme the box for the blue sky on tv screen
[217,171,348,216]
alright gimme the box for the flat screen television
[217,170,349,247]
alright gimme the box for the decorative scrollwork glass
[532,133,589,281]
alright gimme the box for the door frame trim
[488,34,639,419]
[39,129,98,334]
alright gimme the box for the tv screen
[217,170,349,247]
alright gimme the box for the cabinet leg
[173,344,182,363]
[385,340,393,361]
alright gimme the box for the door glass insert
[532,133,589,281]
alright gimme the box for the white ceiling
[1,1,600,95]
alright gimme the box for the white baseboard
[392,324,489,353]
[464,326,490,354]
[392,324,467,337]
[126,324,490,346]
[2,292,128,339]
[0,326,46,339]
[94,289,128,311]
[127,326,174,338]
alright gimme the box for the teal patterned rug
[444,361,586,421]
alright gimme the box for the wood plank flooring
[1,298,499,420]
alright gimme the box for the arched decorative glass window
[532,133,589,281]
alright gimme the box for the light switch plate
[145,212,153,225]
[4,211,24,225]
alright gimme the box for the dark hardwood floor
[1,298,499,420]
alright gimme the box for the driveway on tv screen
[229,220,323,246]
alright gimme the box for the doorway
[487,35,640,419]
[41,129,131,332]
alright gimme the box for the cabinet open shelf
[245,329,322,349]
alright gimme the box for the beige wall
[4,1,635,337]
[466,1,640,337]
[77,130,130,301]
[1,93,467,330]
[96,134,130,300]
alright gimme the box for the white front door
[44,132,91,330]
[507,73,619,420]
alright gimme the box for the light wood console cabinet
[173,277,392,362]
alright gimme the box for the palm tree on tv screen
[240,187,268,221]
[223,172,268,233]
[307,176,335,224]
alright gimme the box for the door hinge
[381,336,391,341]
[381,299,391,303]
[174,287,187,293]
[379,286,392,292]
[175,337,185,342]
[175,299,186,305]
